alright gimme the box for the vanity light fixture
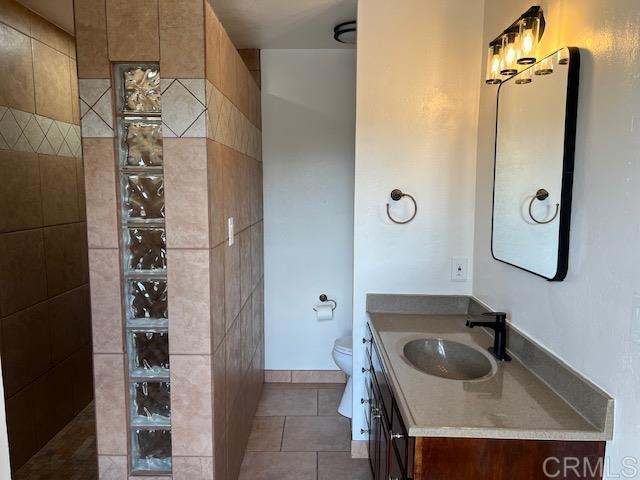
[485,41,503,84]
[485,6,546,84]
[500,28,521,76]
[517,11,542,64]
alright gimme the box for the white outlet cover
[451,257,468,282]
[228,217,234,246]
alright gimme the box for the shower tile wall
[74,0,263,478]
[205,6,264,480]
[0,0,91,471]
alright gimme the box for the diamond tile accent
[47,122,65,152]
[35,115,53,133]
[79,79,114,138]
[12,109,31,130]
[205,80,261,160]
[0,106,81,157]
[162,79,206,138]
[160,78,175,94]
[38,138,56,155]
[14,134,32,152]
[23,116,45,150]
[79,79,111,105]
[81,109,112,138]
[0,110,22,146]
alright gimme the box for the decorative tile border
[206,80,261,160]
[161,79,206,138]
[79,79,114,138]
[0,106,81,157]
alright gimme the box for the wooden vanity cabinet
[364,326,413,480]
[363,324,606,480]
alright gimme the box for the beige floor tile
[282,416,351,452]
[256,386,317,416]
[239,451,316,480]
[247,416,284,452]
[318,452,372,480]
[318,388,343,416]
[266,382,344,390]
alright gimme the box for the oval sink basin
[403,338,493,381]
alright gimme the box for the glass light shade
[557,48,569,65]
[500,31,520,76]
[535,57,554,75]
[485,43,503,84]
[517,16,540,64]
[515,67,533,85]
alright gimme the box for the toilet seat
[334,336,352,355]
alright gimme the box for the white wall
[474,0,640,475]
[262,49,356,370]
[352,0,484,439]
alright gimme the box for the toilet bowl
[332,335,353,418]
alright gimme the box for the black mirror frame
[490,47,581,281]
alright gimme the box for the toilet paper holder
[314,294,337,312]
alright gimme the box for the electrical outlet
[631,293,640,344]
[451,257,468,282]
[228,217,234,246]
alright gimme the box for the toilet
[332,335,353,418]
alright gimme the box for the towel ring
[528,188,559,224]
[386,189,417,224]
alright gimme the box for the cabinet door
[367,380,380,477]
[378,418,390,480]
[389,446,404,480]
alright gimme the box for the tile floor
[240,383,371,480]
[13,402,97,480]
[11,384,370,480]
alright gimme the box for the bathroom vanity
[362,295,613,480]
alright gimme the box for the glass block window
[114,63,171,475]
[127,279,168,323]
[122,174,165,221]
[131,381,171,426]
[119,118,163,167]
[132,428,172,472]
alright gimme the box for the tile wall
[205,6,264,480]
[73,0,263,478]
[0,0,92,471]
[238,50,261,87]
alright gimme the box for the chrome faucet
[466,312,512,362]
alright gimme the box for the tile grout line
[280,416,286,452]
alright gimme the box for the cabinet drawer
[370,340,393,423]
[364,323,374,359]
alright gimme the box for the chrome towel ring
[386,189,417,224]
[528,188,559,224]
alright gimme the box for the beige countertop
[369,312,613,441]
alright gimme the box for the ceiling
[212,0,357,49]
[17,0,74,33]
[14,0,357,49]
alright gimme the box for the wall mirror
[492,47,580,281]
